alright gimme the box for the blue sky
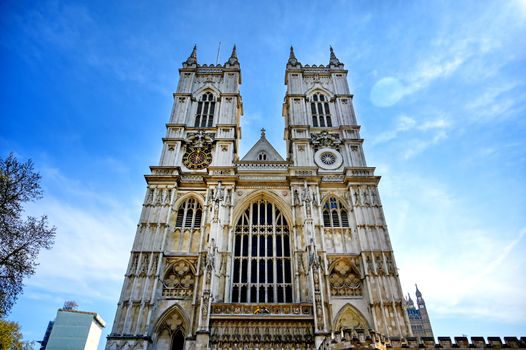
[1,0,526,346]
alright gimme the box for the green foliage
[0,319,22,350]
[0,154,56,317]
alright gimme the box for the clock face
[183,149,212,170]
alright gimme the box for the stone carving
[366,255,373,275]
[310,131,342,151]
[334,304,369,332]
[162,259,196,297]
[129,254,139,275]
[209,320,314,349]
[375,255,385,275]
[150,256,158,275]
[139,255,149,276]
[211,303,312,316]
[328,258,362,296]
[353,189,362,205]
[146,188,154,204]
[157,308,186,338]
[386,255,395,275]
[201,292,210,322]
[315,294,324,330]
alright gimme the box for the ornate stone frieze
[210,320,315,349]
[211,303,312,316]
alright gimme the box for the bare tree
[0,153,56,317]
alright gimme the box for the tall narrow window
[175,198,202,229]
[322,196,349,227]
[231,199,293,303]
[311,93,332,128]
[194,92,216,128]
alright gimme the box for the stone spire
[405,293,415,307]
[183,45,197,66]
[226,45,239,66]
[287,46,300,67]
[415,284,422,298]
[328,46,343,67]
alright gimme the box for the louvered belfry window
[231,199,293,303]
[310,93,332,127]
[322,197,349,227]
[194,92,215,128]
[175,198,202,229]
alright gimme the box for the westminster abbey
[104,47,516,350]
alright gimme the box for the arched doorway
[171,329,184,350]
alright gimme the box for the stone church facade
[105,47,523,350]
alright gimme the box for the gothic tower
[405,285,434,338]
[106,46,412,350]
[282,46,412,342]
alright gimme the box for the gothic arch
[193,85,221,99]
[231,190,293,227]
[320,192,351,210]
[153,305,190,349]
[169,195,205,253]
[305,86,335,99]
[230,191,295,303]
[333,304,369,331]
[173,193,205,211]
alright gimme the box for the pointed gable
[241,129,285,161]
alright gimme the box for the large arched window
[231,199,292,303]
[175,198,202,229]
[194,92,215,128]
[322,196,349,228]
[310,93,332,128]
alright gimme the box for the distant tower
[405,285,434,338]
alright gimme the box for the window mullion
[247,207,253,302]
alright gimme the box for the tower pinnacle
[329,46,342,67]
[184,45,198,66]
[415,284,422,297]
[226,45,239,66]
[287,46,300,67]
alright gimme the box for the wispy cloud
[23,169,138,303]
[381,170,526,324]
[465,81,525,122]
[372,114,451,158]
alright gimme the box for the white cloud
[402,130,448,160]
[372,114,451,158]
[380,170,526,324]
[22,169,139,303]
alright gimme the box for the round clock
[183,149,212,170]
[314,148,343,170]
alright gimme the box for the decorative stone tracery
[334,304,369,331]
[310,131,342,151]
[162,259,196,298]
[328,257,362,296]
